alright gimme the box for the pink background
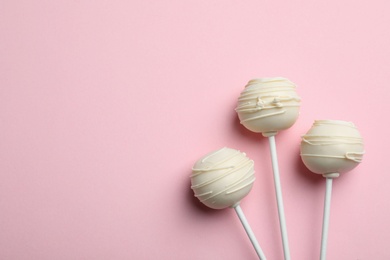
[1,1,389,259]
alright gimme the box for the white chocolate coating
[191,147,255,209]
[236,77,301,136]
[300,120,365,177]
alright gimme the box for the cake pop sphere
[191,147,255,209]
[236,77,301,136]
[300,120,365,177]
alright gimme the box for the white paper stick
[233,204,267,260]
[320,177,333,260]
[268,135,291,260]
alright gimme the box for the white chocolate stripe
[239,110,286,123]
[199,170,255,202]
[302,137,364,145]
[300,152,365,163]
[190,159,253,188]
[236,104,300,113]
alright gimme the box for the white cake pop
[191,147,266,259]
[300,120,365,178]
[300,120,364,260]
[191,147,255,209]
[236,77,301,136]
[235,77,300,260]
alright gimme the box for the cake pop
[236,77,301,260]
[236,77,301,136]
[301,120,364,177]
[191,147,266,260]
[300,120,364,260]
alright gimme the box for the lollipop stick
[320,177,333,260]
[267,135,291,260]
[233,204,267,260]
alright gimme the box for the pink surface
[1,1,389,259]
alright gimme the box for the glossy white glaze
[300,120,365,176]
[191,147,255,209]
[236,77,301,136]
